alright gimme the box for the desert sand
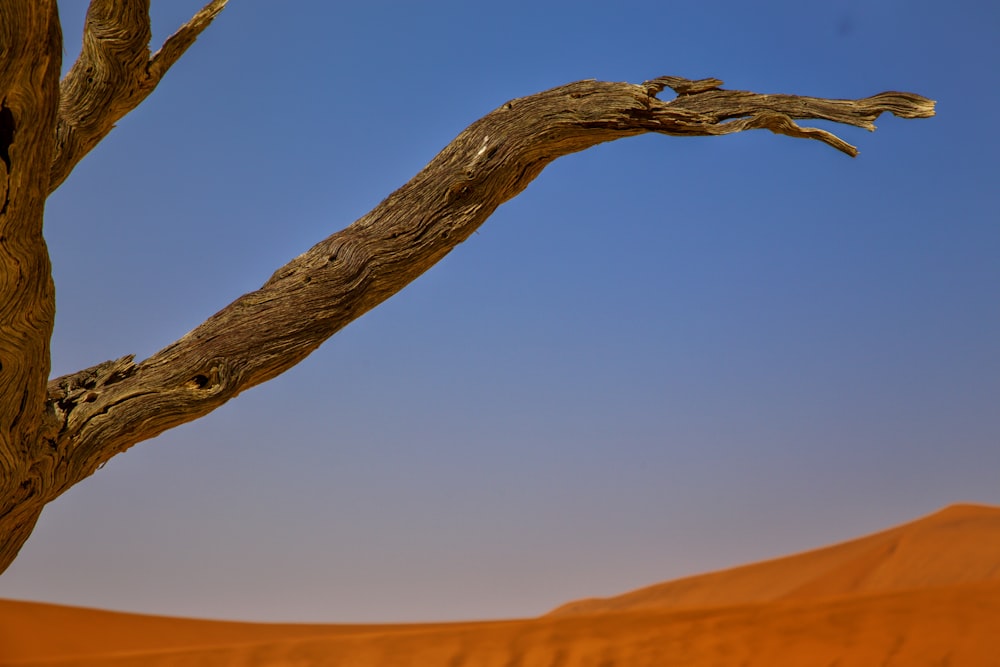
[2,503,999,666]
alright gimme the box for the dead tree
[0,0,934,573]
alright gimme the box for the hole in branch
[0,103,15,171]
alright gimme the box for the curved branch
[48,0,227,193]
[39,76,934,503]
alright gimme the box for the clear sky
[1,0,997,623]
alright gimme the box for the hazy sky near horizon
[1,1,998,623]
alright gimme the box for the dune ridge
[549,502,1000,616]
[3,503,999,667]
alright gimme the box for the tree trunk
[0,0,934,574]
[0,0,61,568]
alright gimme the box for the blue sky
[0,1,997,623]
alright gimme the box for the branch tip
[149,0,230,79]
[866,91,936,119]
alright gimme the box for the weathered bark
[0,0,62,570]
[0,1,934,574]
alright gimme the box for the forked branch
[49,0,228,192]
[38,76,934,506]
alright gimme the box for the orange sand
[3,504,999,667]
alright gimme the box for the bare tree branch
[37,76,935,506]
[48,0,227,192]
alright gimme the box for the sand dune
[3,504,999,667]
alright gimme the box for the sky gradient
[1,0,998,623]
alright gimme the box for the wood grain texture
[0,2,934,573]
[0,0,62,569]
